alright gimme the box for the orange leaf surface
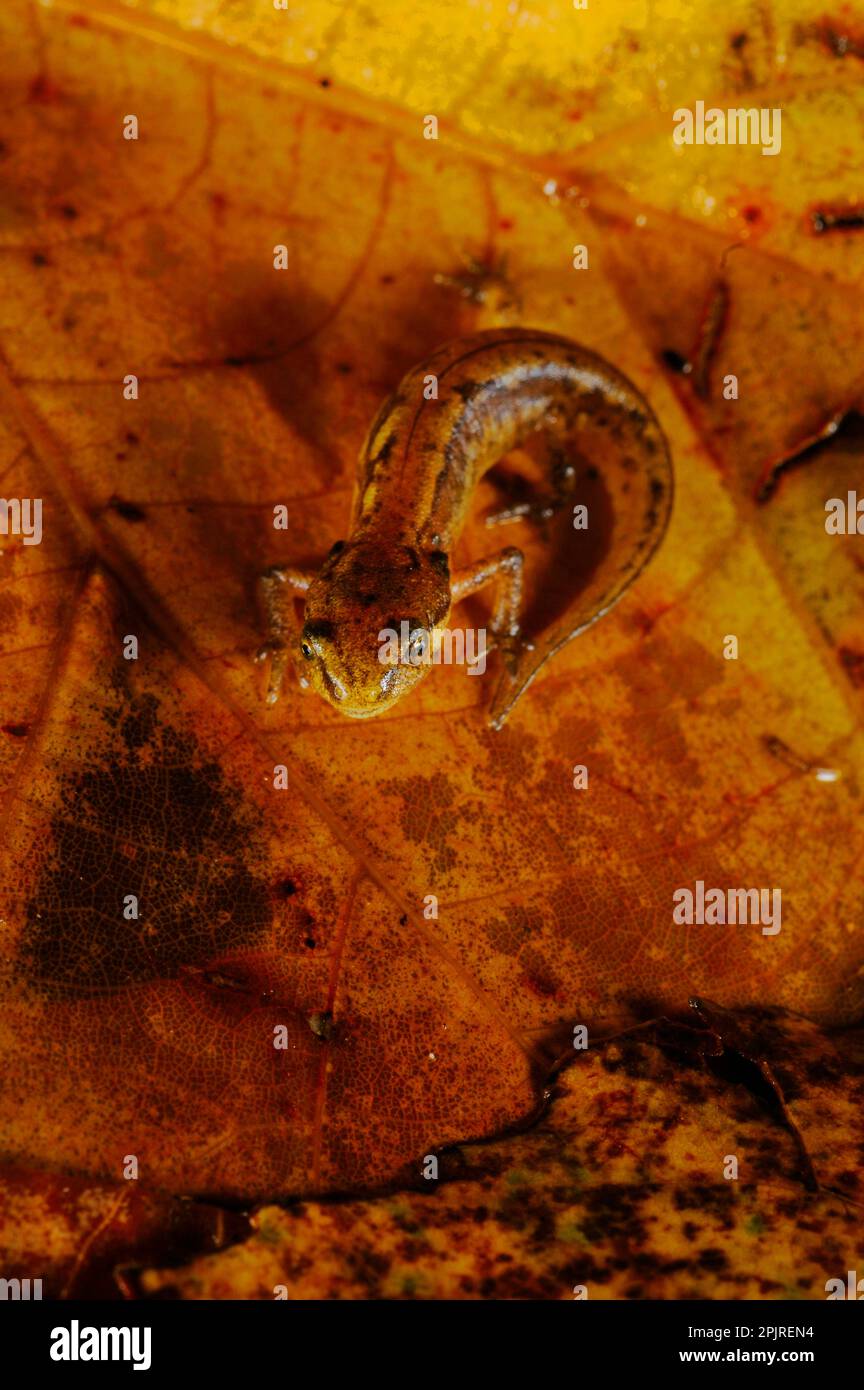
[0,0,862,1290]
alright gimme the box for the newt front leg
[255,564,315,705]
[451,545,526,676]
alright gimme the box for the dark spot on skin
[452,380,481,402]
[742,205,762,224]
[2,722,29,738]
[402,546,421,571]
[335,362,352,374]
[20,685,271,996]
[398,914,408,926]
[304,619,336,642]
[304,937,316,949]
[327,540,345,559]
[650,477,666,498]
[661,348,691,374]
[108,498,147,523]
[32,251,49,266]
[275,878,297,897]
[429,462,450,516]
[59,204,78,219]
[126,432,139,446]
[372,432,397,466]
[319,77,331,88]
[223,355,251,367]
[360,592,379,606]
[429,550,449,574]
[380,274,395,285]
[730,31,748,49]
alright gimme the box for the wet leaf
[136,1012,864,1299]
[0,1161,247,1298]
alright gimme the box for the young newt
[257,328,673,728]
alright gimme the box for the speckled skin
[261,328,673,724]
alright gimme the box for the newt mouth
[320,673,393,718]
[336,703,391,720]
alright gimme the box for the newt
[257,328,673,728]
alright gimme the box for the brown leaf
[135,1013,864,1299]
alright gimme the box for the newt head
[299,539,452,718]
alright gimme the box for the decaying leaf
[135,1011,864,1299]
[0,0,862,1296]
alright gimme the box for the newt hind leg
[255,564,315,704]
[483,447,578,530]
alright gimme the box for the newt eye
[302,620,335,658]
[407,628,428,661]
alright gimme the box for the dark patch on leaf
[20,685,271,995]
[108,497,147,523]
